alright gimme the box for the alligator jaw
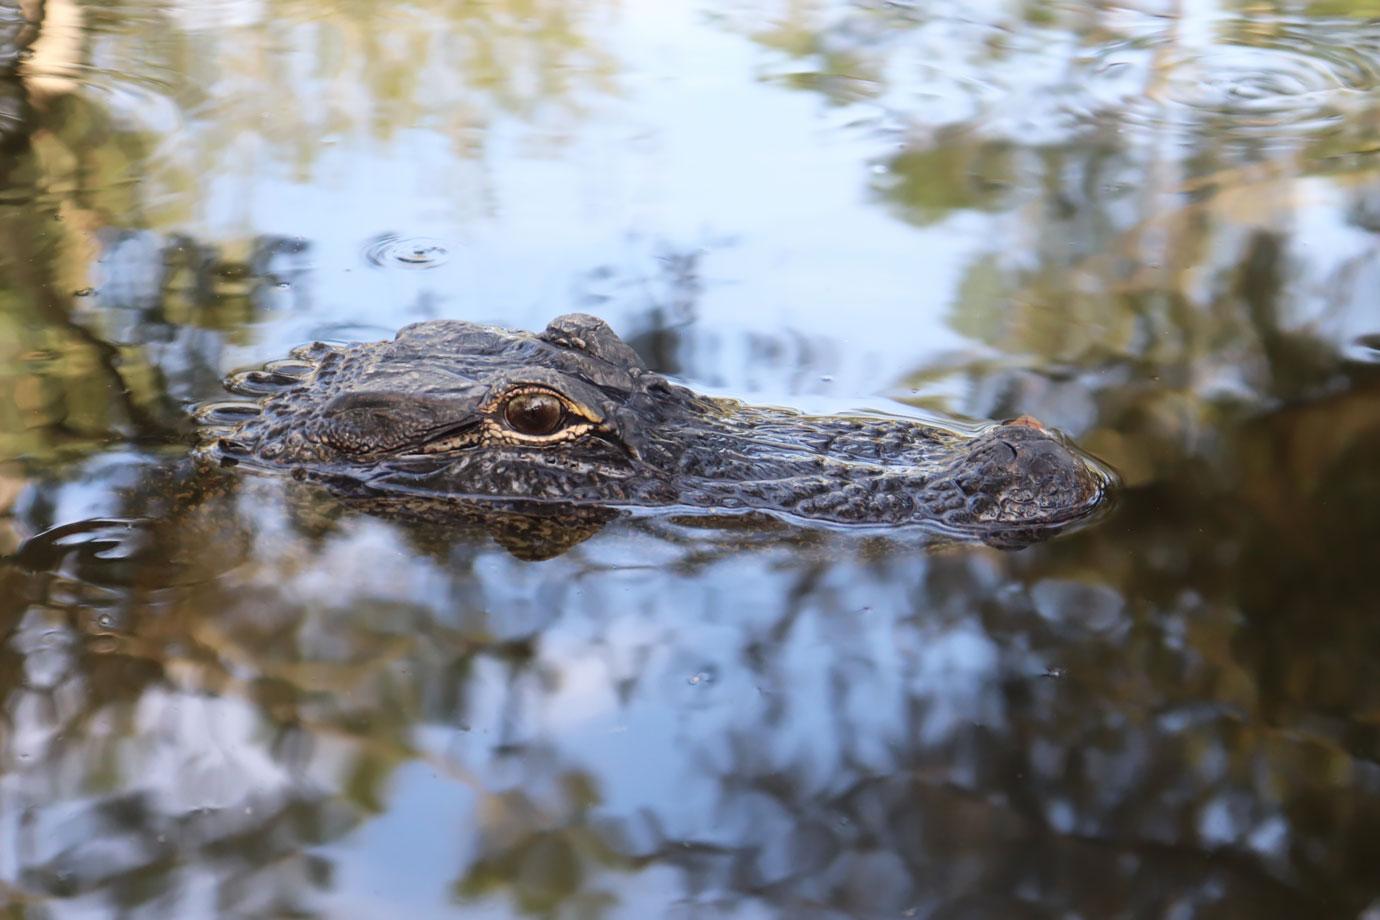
[649,407,1114,541]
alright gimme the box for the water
[2,0,1380,916]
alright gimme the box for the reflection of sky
[97,0,1377,409]
[228,509,1008,915]
[171,0,980,402]
[318,759,476,920]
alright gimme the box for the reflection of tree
[0,0,632,475]
[731,1,1380,245]
[5,206,1380,913]
[0,0,628,454]
[5,3,1380,912]
[0,147,325,467]
[0,156,185,467]
[41,0,618,228]
[9,350,1380,916]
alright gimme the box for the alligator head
[202,314,1115,547]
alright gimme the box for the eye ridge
[503,390,568,436]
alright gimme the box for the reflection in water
[738,1,1380,146]
[2,0,1380,916]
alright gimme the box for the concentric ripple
[1079,19,1380,141]
[362,234,453,270]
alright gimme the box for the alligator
[199,314,1115,549]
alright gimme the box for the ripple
[1079,19,1380,141]
[1344,332,1380,363]
[14,518,147,575]
[363,235,453,271]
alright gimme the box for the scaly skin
[199,314,1115,546]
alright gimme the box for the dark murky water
[3,0,1380,917]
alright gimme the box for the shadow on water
[2,0,1380,917]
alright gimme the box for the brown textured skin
[198,314,1115,547]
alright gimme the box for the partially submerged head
[203,314,1114,545]
[940,417,1112,530]
[210,314,679,504]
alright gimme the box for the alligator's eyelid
[494,384,568,405]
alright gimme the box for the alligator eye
[503,392,566,436]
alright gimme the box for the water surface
[3,0,1380,916]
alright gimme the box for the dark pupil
[504,393,564,435]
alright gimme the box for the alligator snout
[948,418,1112,530]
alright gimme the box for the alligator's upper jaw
[656,412,1115,542]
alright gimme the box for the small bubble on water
[1043,667,1066,679]
[687,669,716,686]
[96,614,115,629]
[73,288,94,297]
[275,281,291,289]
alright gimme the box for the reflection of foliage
[872,136,1014,226]
[731,0,1380,234]
[1,0,626,471]
[7,338,1380,916]
[0,181,182,466]
[52,0,618,226]
[1305,0,1380,14]
[456,769,630,915]
[0,156,317,467]
[4,202,1380,914]
[5,0,1380,915]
